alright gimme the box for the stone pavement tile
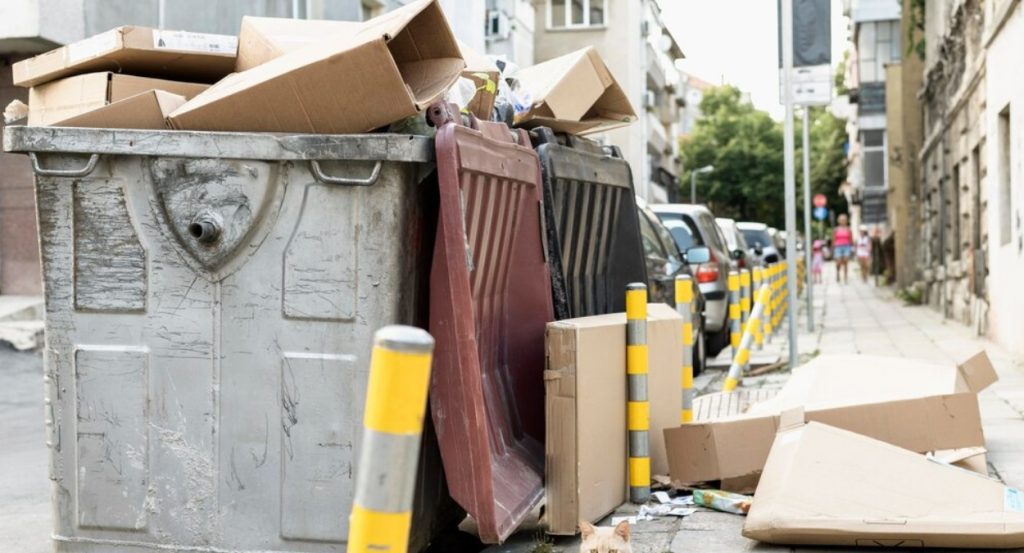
[670,512,783,553]
[979,395,1024,421]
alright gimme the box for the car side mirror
[730,248,746,260]
[686,246,711,264]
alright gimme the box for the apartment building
[532,0,686,202]
[842,0,902,231]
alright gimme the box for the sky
[661,0,850,120]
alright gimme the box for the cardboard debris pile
[8,0,634,135]
[656,350,1024,549]
[665,351,996,492]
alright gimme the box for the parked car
[636,199,708,374]
[650,204,733,357]
[738,221,783,265]
[715,217,754,269]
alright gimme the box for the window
[951,163,961,260]
[857,20,901,83]
[999,106,1012,245]
[862,130,886,188]
[549,0,605,28]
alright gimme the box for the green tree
[679,85,848,233]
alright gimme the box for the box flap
[57,90,185,130]
[235,16,362,72]
[744,422,1024,548]
[956,350,997,393]
[27,72,110,126]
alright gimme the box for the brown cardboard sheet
[57,90,186,129]
[744,422,1024,549]
[544,304,682,535]
[28,72,206,126]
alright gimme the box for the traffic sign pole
[782,0,798,370]
[802,108,814,333]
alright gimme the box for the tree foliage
[678,85,848,232]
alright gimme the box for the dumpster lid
[3,126,434,162]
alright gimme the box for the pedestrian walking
[832,214,853,284]
[856,226,872,283]
[812,239,824,284]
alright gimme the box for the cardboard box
[13,26,237,88]
[514,47,636,135]
[544,304,682,535]
[664,351,996,488]
[235,14,495,120]
[169,0,465,134]
[744,421,1024,548]
[28,72,207,126]
[57,90,186,129]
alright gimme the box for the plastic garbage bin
[531,127,648,320]
[3,126,458,553]
[426,105,551,544]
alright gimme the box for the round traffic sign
[813,206,828,221]
[813,194,827,208]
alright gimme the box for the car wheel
[692,316,707,376]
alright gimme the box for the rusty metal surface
[531,128,647,320]
[12,129,456,553]
[429,108,552,544]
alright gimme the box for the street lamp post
[690,164,714,204]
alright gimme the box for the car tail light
[696,250,720,283]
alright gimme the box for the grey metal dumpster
[3,126,458,553]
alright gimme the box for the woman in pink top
[832,214,853,284]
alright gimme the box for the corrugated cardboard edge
[57,90,185,129]
[956,350,997,393]
[544,321,581,536]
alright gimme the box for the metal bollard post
[727,271,741,358]
[723,285,771,392]
[348,325,434,553]
[625,283,650,503]
[752,267,764,350]
[675,275,695,424]
[763,265,774,339]
[740,269,752,331]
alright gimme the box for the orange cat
[579,520,632,553]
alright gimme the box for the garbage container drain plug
[188,217,221,244]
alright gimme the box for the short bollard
[348,326,434,553]
[723,285,771,392]
[752,267,764,350]
[626,283,651,503]
[763,265,774,339]
[727,270,741,357]
[740,269,752,329]
[675,275,695,424]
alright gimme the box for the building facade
[843,0,902,232]
[918,0,988,329]
[982,0,1023,354]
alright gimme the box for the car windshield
[663,220,695,251]
[742,229,773,248]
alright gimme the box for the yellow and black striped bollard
[675,275,695,424]
[740,269,752,331]
[626,282,650,503]
[727,270,741,358]
[348,326,434,553]
[723,284,771,392]
[752,267,764,350]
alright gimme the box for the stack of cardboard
[14,26,235,129]
[11,0,634,135]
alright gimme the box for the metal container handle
[309,160,382,186]
[29,153,100,178]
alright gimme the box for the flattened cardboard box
[170,0,465,134]
[14,26,237,87]
[665,351,996,488]
[545,304,682,535]
[58,90,186,130]
[28,72,207,126]
[744,422,1024,549]
[514,47,636,135]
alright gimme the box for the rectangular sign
[780,64,832,105]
